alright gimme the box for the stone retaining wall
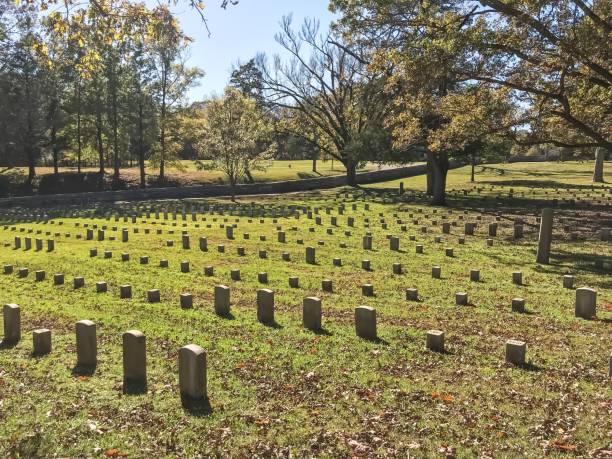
[0,162,456,208]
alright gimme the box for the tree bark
[96,112,105,175]
[593,147,605,182]
[430,151,449,205]
[138,101,146,188]
[470,152,476,182]
[51,125,59,176]
[426,157,434,196]
[346,160,357,186]
[74,80,82,173]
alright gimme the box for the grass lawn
[0,162,610,457]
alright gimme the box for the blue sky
[173,0,337,101]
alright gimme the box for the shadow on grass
[123,378,147,395]
[311,327,332,336]
[217,311,236,320]
[0,339,18,350]
[522,362,543,372]
[181,395,213,417]
[261,320,283,329]
[71,364,96,377]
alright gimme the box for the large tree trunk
[426,157,434,196]
[345,160,357,186]
[593,147,605,182]
[470,152,476,182]
[51,125,59,176]
[76,83,82,173]
[430,151,449,206]
[138,101,146,188]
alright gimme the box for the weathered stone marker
[54,273,64,285]
[147,289,160,303]
[120,284,132,299]
[563,275,574,289]
[455,292,468,305]
[3,304,20,344]
[257,289,275,325]
[178,344,207,401]
[76,320,97,369]
[322,279,333,292]
[180,293,193,309]
[406,288,418,301]
[426,330,444,353]
[306,246,316,264]
[512,271,523,285]
[96,281,108,293]
[123,330,147,392]
[214,285,230,316]
[512,298,525,313]
[303,297,322,331]
[505,339,526,366]
[536,208,553,264]
[575,287,596,319]
[32,328,51,355]
[355,306,377,340]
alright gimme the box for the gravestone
[180,293,193,309]
[257,289,275,324]
[575,288,596,319]
[355,306,376,340]
[123,330,147,392]
[3,304,20,344]
[76,320,97,368]
[73,277,85,289]
[426,330,444,353]
[303,297,322,331]
[120,284,132,299]
[147,289,160,303]
[455,292,468,305]
[178,344,207,401]
[32,328,51,355]
[406,288,418,301]
[512,298,525,313]
[505,339,526,366]
[96,282,108,293]
[306,247,316,264]
[214,285,230,316]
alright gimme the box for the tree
[332,0,611,191]
[257,17,391,186]
[331,0,518,204]
[148,6,202,183]
[229,59,266,108]
[195,87,275,200]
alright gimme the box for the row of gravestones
[4,256,601,321]
[2,299,610,410]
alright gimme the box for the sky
[172,0,337,101]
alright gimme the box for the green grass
[0,161,610,457]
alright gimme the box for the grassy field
[0,162,610,457]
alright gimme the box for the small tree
[195,87,275,200]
